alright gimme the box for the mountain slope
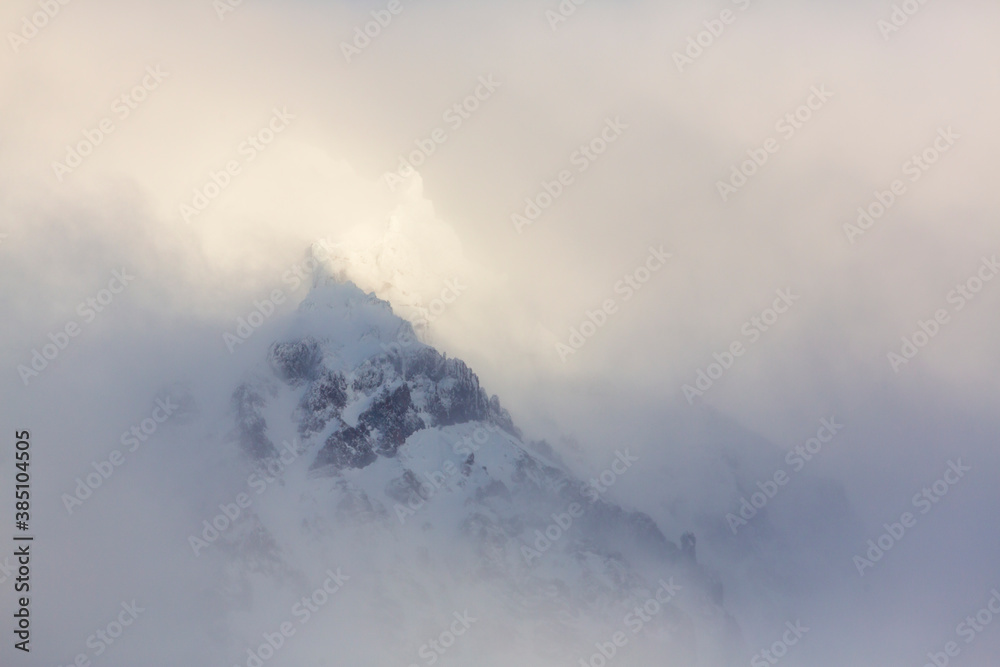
[200,271,741,666]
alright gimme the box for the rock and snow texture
[201,271,742,666]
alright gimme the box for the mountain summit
[210,273,741,666]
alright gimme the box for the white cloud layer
[1,0,999,664]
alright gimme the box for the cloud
[2,0,1000,664]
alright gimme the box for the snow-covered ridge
[213,272,741,665]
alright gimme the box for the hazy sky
[1,0,999,665]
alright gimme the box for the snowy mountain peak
[212,268,741,665]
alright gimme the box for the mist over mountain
[2,1,999,665]
[191,271,745,665]
[114,267,869,666]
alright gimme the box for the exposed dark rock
[298,370,348,437]
[385,469,426,504]
[426,358,490,427]
[352,356,395,393]
[359,383,425,456]
[487,394,521,438]
[313,425,377,470]
[402,347,449,382]
[269,338,323,385]
[232,383,276,459]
